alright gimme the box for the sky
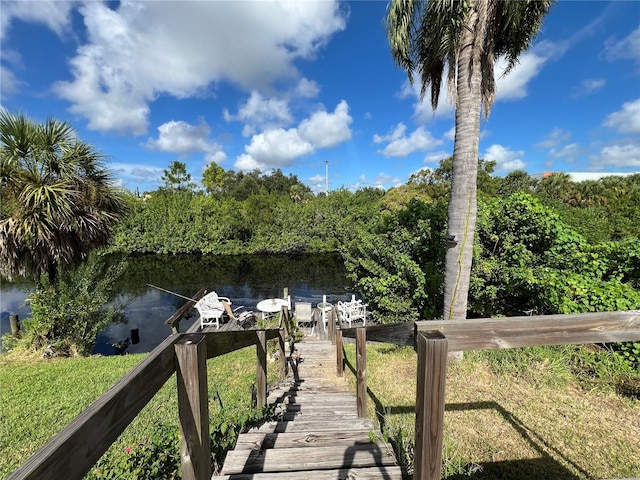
[1,1,639,194]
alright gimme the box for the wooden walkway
[219,339,404,479]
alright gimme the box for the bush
[7,254,128,356]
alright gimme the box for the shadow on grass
[343,351,587,480]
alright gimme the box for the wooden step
[218,465,405,479]
[253,417,375,433]
[221,443,397,474]
[234,430,378,450]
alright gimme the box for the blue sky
[1,1,639,194]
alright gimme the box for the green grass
[341,343,640,479]
[0,345,280,478]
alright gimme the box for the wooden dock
[219,339,404,479]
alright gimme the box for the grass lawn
[337,343,640,479]
[0,344,280,478]
[2,341,638,479]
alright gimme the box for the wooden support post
[10,314,20,336]
[278,329,286,380]
[256,330,267,408]
[356,327,366,418]
[175,334,211,480]
[328,307,336,344]
[414,331,448,480]
[336,329,343,377]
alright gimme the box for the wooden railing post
[256,330,267,408]
[356,327,366,417]
[175,334,211,480]
[278,329,286,380]
[328,306,336,344]
[414,331,448,480]
[336,329,344,377]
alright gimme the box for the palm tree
[386,0,553,324]
[0,111,127,282]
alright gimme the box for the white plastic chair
[295,302,315,335]
[195,291,231,330]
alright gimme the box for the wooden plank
[234,431,377,450]
[218,465,405,480]
[7,334,181,480]
[341,322,414,347]
[205,329,280,359]
[175,335,211,480]
[336,329,344,377]
[222,443,397,474]
[414,331,447,480]
[256,331,267,408]
[415,310,640,352]
[356,327,367,418]
[278,329,286,380]
[254,418,375,433]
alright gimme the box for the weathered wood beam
[414,331,447,480]
[176,334,211,480]
[7,334,181,480]
[356,327,367,418]
[415,310,640,352]
[205,329,280,360]
[336,329,344,377]
[256,331,267,408]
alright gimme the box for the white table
[256,298,289,320]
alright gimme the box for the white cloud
[603,98,640,134]
[0,0,74,41]
[535,127,572,149]
[423,151,451,165]
[399,78,454,123]
[571,78,606,98]
[50,1,346,134]
[589,142,640,169]
[109,162,165,186]
[374,124,442,157]
[550,143,580,162]
[444,126,456,141]
[236,128,315,171]
[0,64,20,99]
[233,100,352,171]
[294,78,320,98]
[495,43,554,101]
[298,100,352,148]
[224,91,293,136]
[603,26,640,63]
[483,144,526,172]
[144,120,226,164]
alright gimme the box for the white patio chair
[295,302,315,336]
[195,291,231,330]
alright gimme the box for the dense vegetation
[109,160,640,324]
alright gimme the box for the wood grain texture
[356,328,367,418]
[336,329,344,377]
[234,431,377,450]
[415,310,640,351]
[414,331,448,480]
[256,331,267,408]
[218,465,405,479]
[175,335,211,480]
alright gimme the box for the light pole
[325,161,329,194]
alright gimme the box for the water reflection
[0,253,353,355]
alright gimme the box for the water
[0,253,353,355]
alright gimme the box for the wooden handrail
[336,310,640,480]
[7,328,284,480]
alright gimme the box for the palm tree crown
[386,0,554,117]
[0,111,127,282]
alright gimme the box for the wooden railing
[7,327,286,480]
[337,310,640,480]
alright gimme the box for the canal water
[0,253,353,355]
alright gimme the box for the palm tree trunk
[444,3,482,326]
